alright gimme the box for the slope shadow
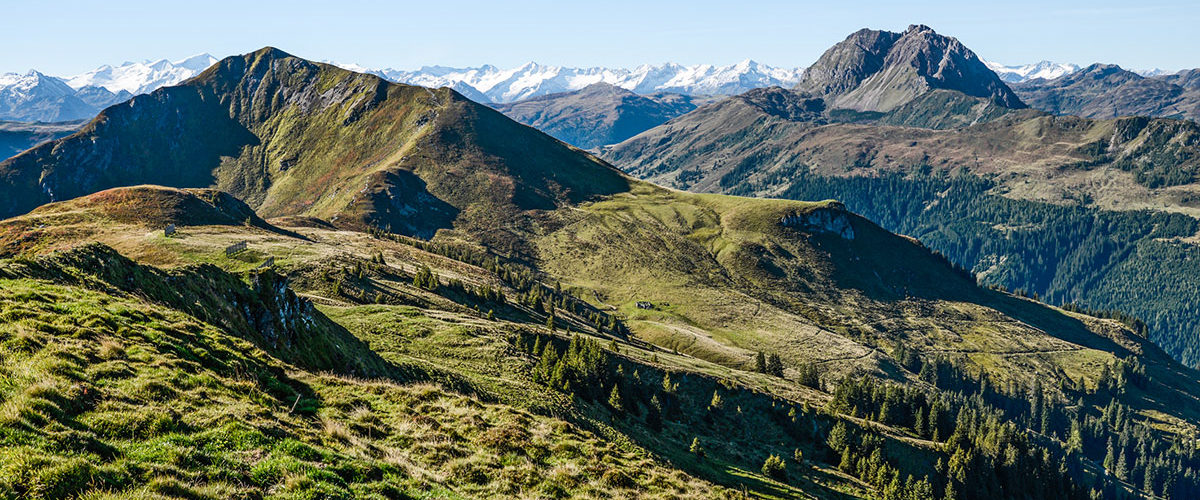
[362,169,459,240]
[808,217,1132,356]
[0,86,259,219]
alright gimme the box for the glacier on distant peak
[330,60,806,103]
[984,60,1081,83]
[65,54,218,95]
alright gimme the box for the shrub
[762,454,786,480]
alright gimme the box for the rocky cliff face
[781,204,855,239]
[796,25,1025,112]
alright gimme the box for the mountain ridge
[5,42,1200,499]
[0,47,630,253]
[1013,63,1200,121]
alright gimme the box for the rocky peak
[796,25,1024,112]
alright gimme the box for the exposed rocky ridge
[796,25,1025,112]
[737,86,826,121]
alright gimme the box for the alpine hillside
[6,45,1200,499]
[602,25,1200,370]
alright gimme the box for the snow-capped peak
[0,69,76,98]
[984,60,1082,83]
[330,61,806,103]
[1134,68,1175,78]
[65,53,218,95]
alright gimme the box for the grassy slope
[5,184,1195,420]
[0,186,879,498]
[4,183,1200,497]
[0,273,735,499]
[531,181,1191,408]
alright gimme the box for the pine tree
[827,421,850,452]
[1104,438,1116,472]
[766,353,785,377]
[944,480,959,500]
[607,385,623,413]
[755,351,767,373]
[839,448,855,474]
[708,391,724,411]
[689,437,705,458]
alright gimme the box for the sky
[2,0,1198,76]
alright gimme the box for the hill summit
[0,47,629,247]
[796,24,1025,112]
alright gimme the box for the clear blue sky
[3,0,1198,75]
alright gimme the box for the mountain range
[1012,63,1200,121]
[65,53,219,95]
[4,44,1200,499]
[336,59,806,103]
[0,54,216,122]
[0,70,130,122]
[985,60,1082,83]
